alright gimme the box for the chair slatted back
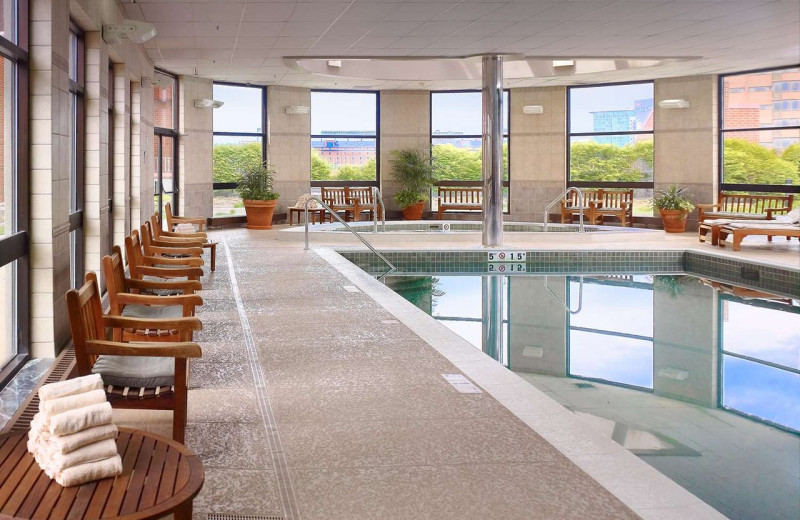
[321,187,349,206]
[66,273,105,374]
[441,188,482,204]
[102,246,128,314]
[602,190,633,208]
[124,231,145,280]
[348,187,373,205]
[164,202,176,230]
[720,193,794,215]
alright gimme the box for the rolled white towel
[41,438,119,474]
[38,374,103,402]
[49,423,118,455]
[47,402,113,436]
[54,455,123,487]
[40,389,107,416]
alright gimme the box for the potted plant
[390,147,434,220]
[237,161,280,229]
[651,184,695,233]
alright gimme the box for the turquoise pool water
[383,271,800,520]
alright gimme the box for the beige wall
[179,75,213,218]
[28,0,154,357]
[267,86,311,216]
[654,75,718,229]
[508,87,568,221]
[379,90,430,214]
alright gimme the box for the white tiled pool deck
[114,225,798,520]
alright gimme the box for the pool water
[385,272,800,520]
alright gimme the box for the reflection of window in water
[720,295,800,432]
[568,275,654,389]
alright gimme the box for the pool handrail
[544,187,585,233]
[544,275,583,314]
[371,187,387,233]
[304,197,396,274]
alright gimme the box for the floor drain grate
[208,515,284,520]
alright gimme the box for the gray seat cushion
[120,304,184,320]
[141,275,189,296]
[92,355,174,388]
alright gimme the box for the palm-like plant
[237,161,279,201]
[390,147,435,209]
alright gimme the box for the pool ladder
[302,195,395,275]
[543,187,585,233]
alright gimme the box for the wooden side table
[0,427,204,520]
[288,207,327,225]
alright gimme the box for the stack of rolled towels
[27,374,123,487]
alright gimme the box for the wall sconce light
[522,105,544,115]
[102,20,157,45]
[552,60,574,68]
[285,105,311,115]
[658,99,690,109]
[194,99,224,109]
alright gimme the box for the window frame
[566,80,655,190]
[68,23,85,291]
[0,0,30,386]
[310,89,380,188]
[718,65,800,195]
[211,81,268,192]
[153,69,179,215]
[429,89,511,212]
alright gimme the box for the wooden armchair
[140,224,205,262]
[164,202,206,232]
[152,213,208,241]
[105,245,201,298]
[125,231,204,282]
[150,214,217,272]
[102,247,203,343]
[66,272,202,443]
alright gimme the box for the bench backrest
[321,187,374,206]
[719,193,794,214]
[564,189,632,208]
[438,188,483,204]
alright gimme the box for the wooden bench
[321,187,381,222]
[560,189,634,227]
[436,187,483,219]
[697,193,794,222]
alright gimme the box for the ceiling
[122,0,800,90]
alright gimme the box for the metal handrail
[371,187,387,233]
[304,197,395,273]
[544,275,583,314]
[543,187,585,233]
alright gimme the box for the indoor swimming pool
[343,250,800,520]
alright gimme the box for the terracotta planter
[401,201,425,220]
[659,209,689,233]
[244,199,277,229]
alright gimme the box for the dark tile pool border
[337,249,799,298]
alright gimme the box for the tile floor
[46,227,800,519]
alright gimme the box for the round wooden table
[0,427,204,520]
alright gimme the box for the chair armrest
[151,237,205,247]
[126,278,202,293]
[86,339,202,358]
[160,230,208,239]
[147,245,204,257]
[101,314,202,332]
[114,293,203,308]
[132,265,204,279]
[766,206,791,219]
[171,215,205,224]
[696,203,721,210]
[141,254,204,267]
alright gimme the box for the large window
[430,90,510,212]
[311,91,378,186]
[212,82,266,217]
[720,67,800,197]
[68,26,84,289]
[567,82,654,217]
[153,70,178,217]
[0,0,29,382]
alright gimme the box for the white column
[482,55,504,246]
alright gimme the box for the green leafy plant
[651,184,695,212]
[390,147,434,209]
[236,161,279,201]
[652,275,699,299]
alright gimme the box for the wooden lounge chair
[125,231,204,281]
[102,247,203,343]
[165,202,207,232]
[718,222,800,251]
[66,272,202,443]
